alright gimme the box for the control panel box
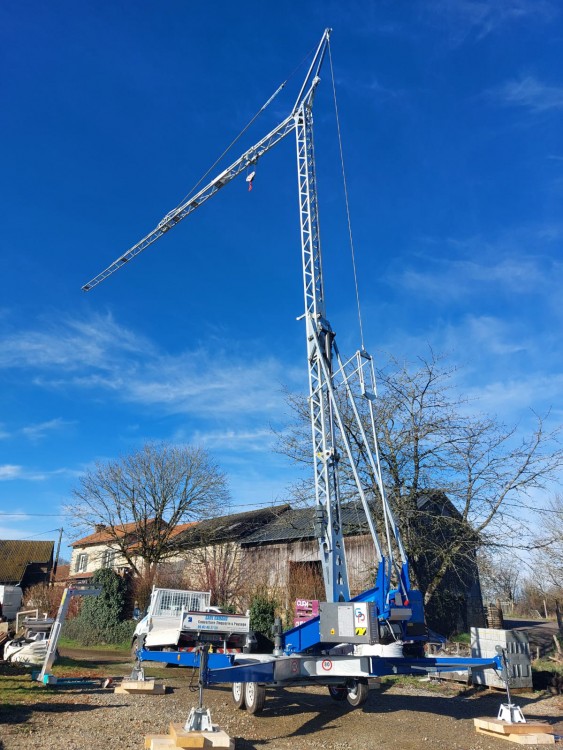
[319,601,379,645]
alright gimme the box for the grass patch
[0,662,56,706]
[0,649,171,708]
[58,636,130,652]
[450,632,470,645]
[380,673,463,695]
[532,657,563,675]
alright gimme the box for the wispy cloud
[389,250,562,301]
[0,312,303,424]
[424,0,557,44]
[462,315,527,356]
[21,418,74,442]
[491,75,563,113]
[463,372,563,420]
[373,317,563,426]
[341,75,404,103]
[0,311,152,371]
[190,428,277,453]
[0,464,23,480]
[0,463,79,482]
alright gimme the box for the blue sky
[1,1,562,557]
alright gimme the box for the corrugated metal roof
[0,540,54,584]
[241,504,370,546]
[241,491,457,546]
[174,504,291,548]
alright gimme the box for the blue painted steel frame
[139,649,503,684]
[282,567,426,654]
[139,648,234,669]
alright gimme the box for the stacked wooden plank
[114,678,166,695]
[144,723,234,749]
[474,718,555,745]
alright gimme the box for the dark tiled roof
[0,540,54,584]
[174,504,291,548]
[241,504,370,546]
[416,490,459,517]
[241,491,458,547]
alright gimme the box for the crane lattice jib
[81,114,296,292]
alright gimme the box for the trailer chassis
[139,647,502,686]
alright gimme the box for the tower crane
[83,30,503,712]
[84,27,413,626]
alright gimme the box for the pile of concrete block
[471,627,532,690]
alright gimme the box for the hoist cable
[328,41,366,351]
[173,81,286,209]
[174,42,320,211]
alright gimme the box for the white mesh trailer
[150,588,211,618]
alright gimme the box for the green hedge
[61,568,135,647]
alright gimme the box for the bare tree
[477,550,523,610]
[277,350,563,609]
[68,442,230,587]
[531,495,563,598]
[188,541,248,610]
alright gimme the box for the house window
[101,549,115,569]
[76,553,88,573]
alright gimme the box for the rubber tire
[328,685,348,701]
[232,682,246,710]
[244,682,266,714]
[346,678,369,707]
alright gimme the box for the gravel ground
[1,654,562,750]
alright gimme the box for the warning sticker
[355,627,367,636]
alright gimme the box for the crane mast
[82,28,411,613]
[295,90,349,602]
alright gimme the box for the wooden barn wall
[242,534,378,602]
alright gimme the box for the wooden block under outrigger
[474,717,555,745]
[115,678,166,694]
[169,722,234,748]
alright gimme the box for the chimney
[94,523,106,533]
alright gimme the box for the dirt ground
[1,648,562,750]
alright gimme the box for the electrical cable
[328,40,365,351]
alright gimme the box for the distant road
[504,617,561,657]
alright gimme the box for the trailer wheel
[327,685,347,701]
[346,678,369,707]
[244,682,266,714]
[232,682,246,709]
